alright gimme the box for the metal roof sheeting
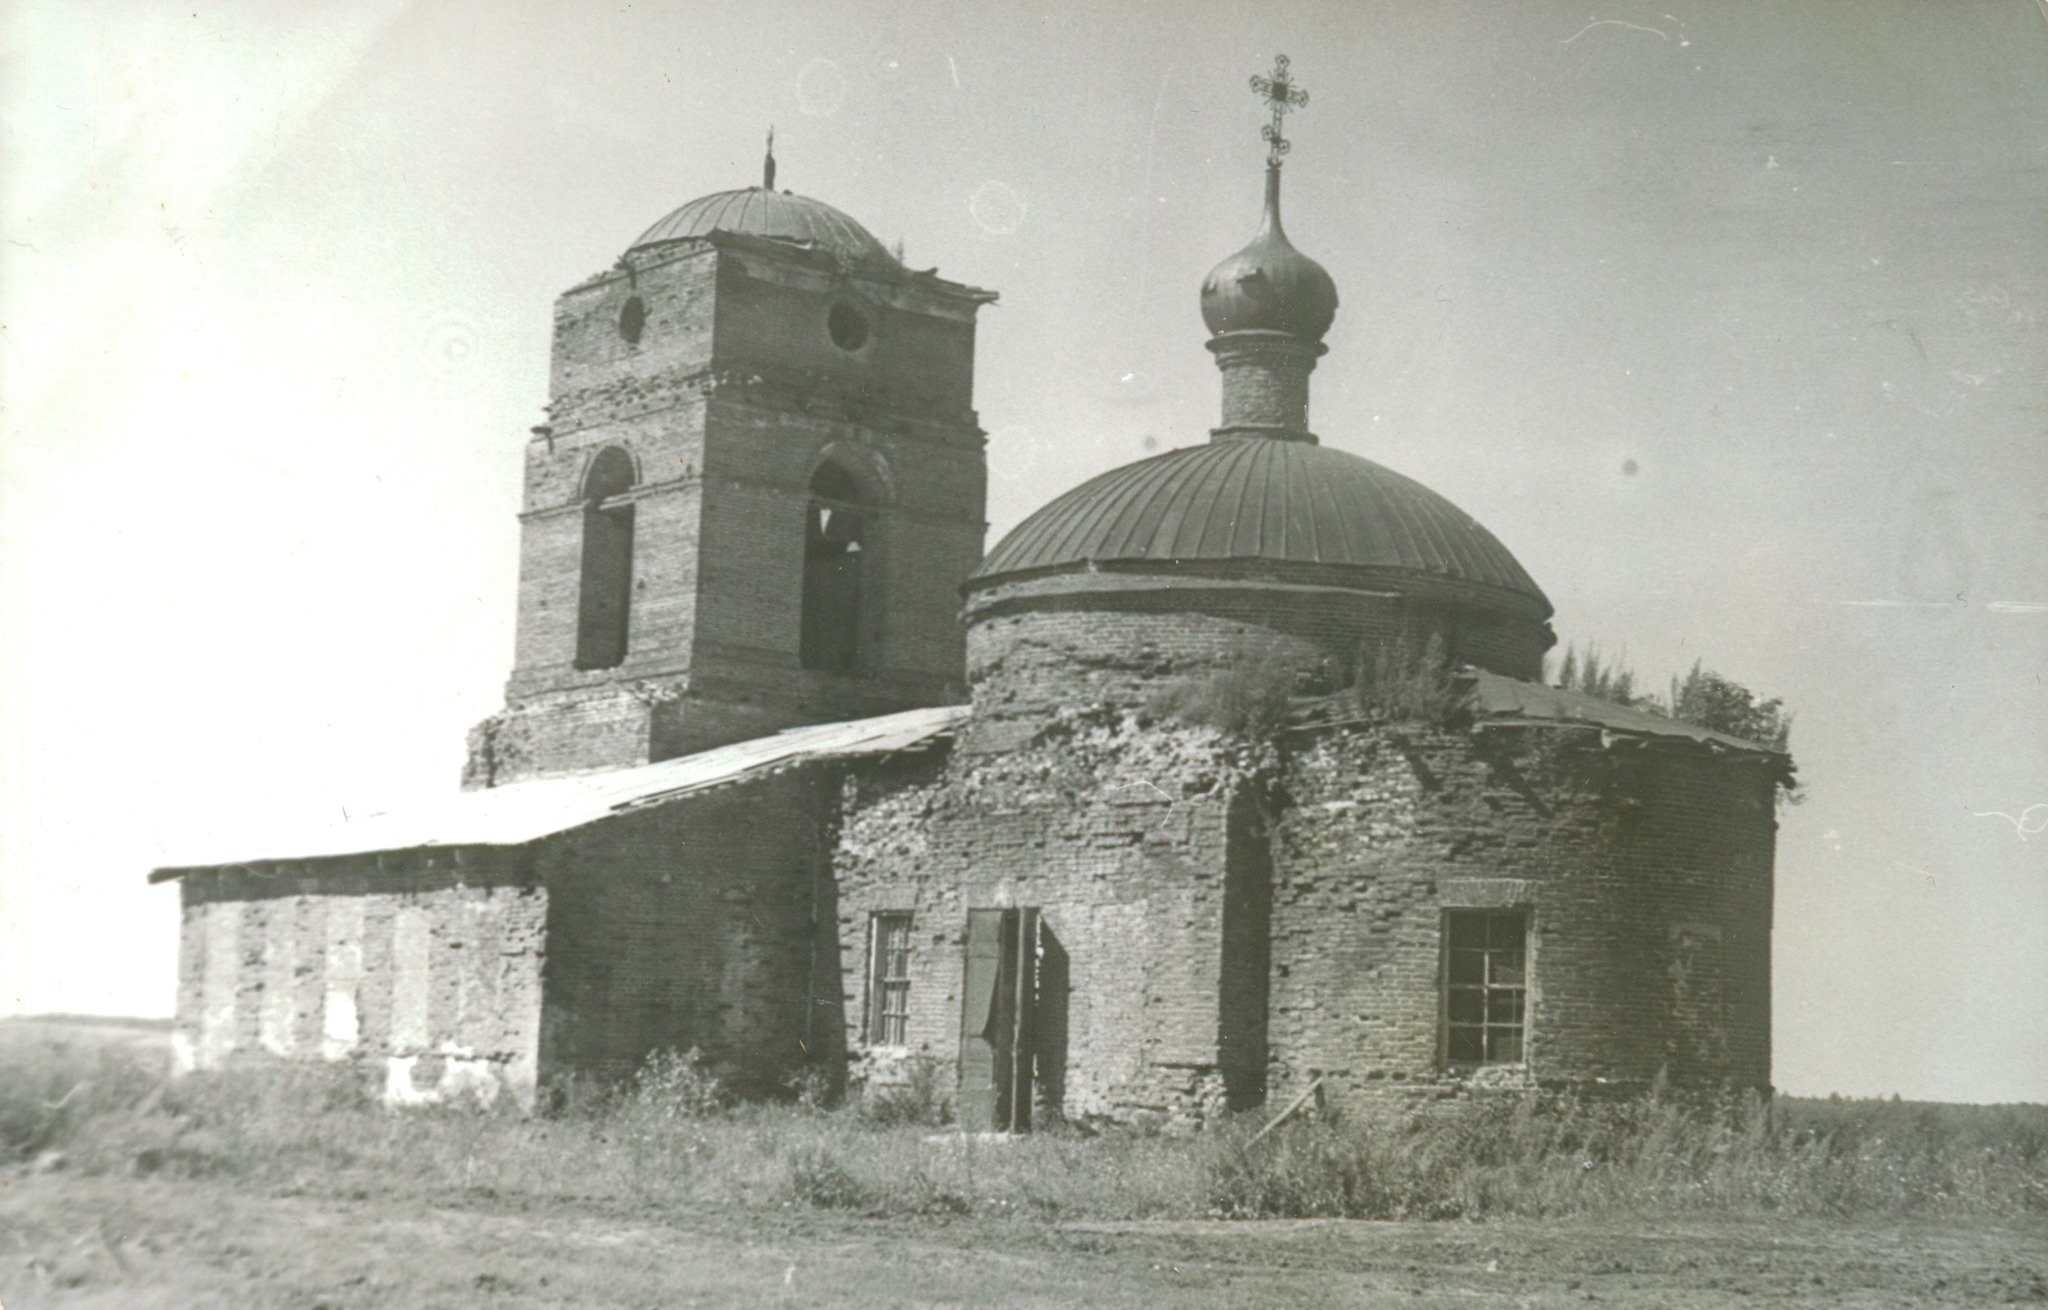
[150,705,968,879]
[971,440,1548,607]
[1468,670,1783,755]
[628,188,899,269]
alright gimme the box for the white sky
[4,1,2044,1103]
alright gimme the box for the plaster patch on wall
[198,902,240,1066]
[322,898,365,1059]
[259,905,297,1056]
[391,905,432,1054]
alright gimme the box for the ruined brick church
[155,72,1788,1127]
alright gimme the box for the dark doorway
[958,908,1064,1132]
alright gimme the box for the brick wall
[174,849,548,1106]
[833,716,1259,1125]
[1208,333,1319,436]
[464,685,659,788]
[533,769,833,1093]
[710,250,981,418]
[172,767,842,1102]
[832,706,1775,1127]
[966,577,1550,722]
[1267,725,1777,1112]
[475,235,991,786]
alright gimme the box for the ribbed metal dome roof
[628,187,899,269]
[972,439,1548,606]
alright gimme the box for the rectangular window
[867,912,912,1046]
[1443,909,1529,1067]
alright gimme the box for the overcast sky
[5,1,2044,1103]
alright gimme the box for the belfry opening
[800,461,869,674]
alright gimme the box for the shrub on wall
[1145,640,1303,740]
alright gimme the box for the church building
[153,62,1788,1126]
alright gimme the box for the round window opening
[618,295,647,345]
[827,302,870,352]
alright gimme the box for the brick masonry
[166,182,1782,1130]
[466,232,993,788]
[171,770,839,1103]
[833,714,1255,1125]
[533,770,833,1093]
[1266,724,1776,1112]
[175,848,548,1105]
[830,710,1776,1127]
[965,573,1552,722]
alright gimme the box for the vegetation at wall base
[6,1024,2041,1226]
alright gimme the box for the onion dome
[1199,166,1338,341]
[627,188,899,271]
[971,438,1547,607]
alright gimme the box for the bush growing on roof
[1351,632,1463,725]
[1668,661,1793,753]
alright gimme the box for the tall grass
[4,1023,2042,1223]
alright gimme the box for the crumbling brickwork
[163,172,1785,1134]
[966,575,1549,722]
[1267,725,1777,1111]
[833,714,1261,1124]
[470,233,993,788]
[171,769,840,1102]
[174,848,548,1106]
[830,704,1776,1127]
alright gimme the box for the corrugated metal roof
[970,440,1548,608]
[150,705,968,879]
[628,188,898,269]
[1468,670,1781,754]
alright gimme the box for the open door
[958,907,1041,1132]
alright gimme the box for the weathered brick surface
[1267,726,1776,1112]
[829,706,1775,1126]
[1208,332,1320,436]
[470,236,992,787]
[169,188,1783,1134]
[175,849,548,1104]
[966,580,1549,721]
[833,716,1260,1124]
[172,774,840,1099]
[534,770,834,1092]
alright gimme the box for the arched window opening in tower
[618,294,647,345]
[801,461,868,672]
[575,447,637,671]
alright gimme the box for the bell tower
[466,150,997,787]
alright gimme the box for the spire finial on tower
[1249,54,1309,168]
[763,126,777,191]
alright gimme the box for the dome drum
[1208,330,1325,442]
[965,571,1552,719]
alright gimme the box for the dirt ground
[2,1172,2042,1309]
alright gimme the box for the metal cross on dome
[1249,54,1309,166]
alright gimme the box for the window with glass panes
[867,913,912,1045]
[1443,909,1529,1066]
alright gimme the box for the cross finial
[1249,54,1309,167]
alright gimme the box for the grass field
[2,1018,2043,1307]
